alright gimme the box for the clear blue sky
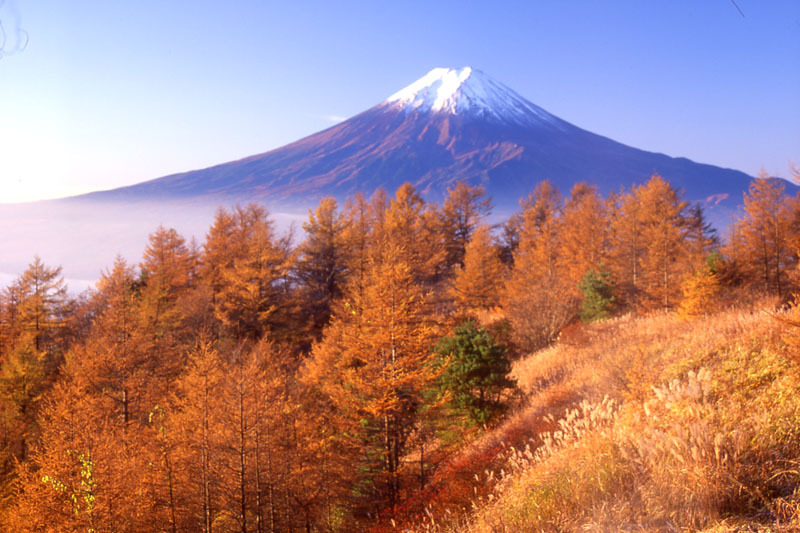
[1,0,798,203]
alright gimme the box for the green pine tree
[578,268,615,322]
[430,322,515,427]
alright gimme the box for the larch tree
[504,181,574,351]
[139,226,195,340]
[7,351,162,533]
[295,197,350,341]
[340,192,377,303]
[202,208,238,296]
[213,204,294,340]
[609,188,646,309]
[677,252,723,319]
[283,380,358,532]
[636,174,690,310]
[440,181,493,271]
[260,340,359,531]
[726,174,795,296]
[558,182,610,296]
[78,257,157,431]
[498,211,524,267]
[8,256,195,533]
[8,375,109,532]
[448,224,506,313]
[209,340,316,533]
[170,341,226,533]
[305,235,440,512]
[0,257,71,467]
[385,183,445,287]
[199,207,238,337]
[214,345,263,533]
[2,256,71,355]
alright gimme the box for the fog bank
[0,198,304,293]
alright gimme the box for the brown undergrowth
[406,302,800,532]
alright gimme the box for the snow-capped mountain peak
[384,66,558,126]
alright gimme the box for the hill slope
[406,306,800,532]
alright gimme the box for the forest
[1,173,799,532]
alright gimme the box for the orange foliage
[3,177,799,531]
[449,224,506,312]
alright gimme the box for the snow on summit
[385,67,559,126]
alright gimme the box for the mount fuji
[0,67,771,285]
[79,67,756,215]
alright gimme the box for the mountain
[79,67,756,218]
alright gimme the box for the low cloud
[704,193,729,206]
[322,114,347,123]
[0,198,304,294]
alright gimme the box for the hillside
[406,305,800,532]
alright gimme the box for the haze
[0,199,304,292]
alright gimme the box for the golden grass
[409,302,800,532]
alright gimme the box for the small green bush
[430,321,516,426]
[578,268,614,322]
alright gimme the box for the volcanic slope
[82,67,753,215]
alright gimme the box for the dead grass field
[409,302,800,532]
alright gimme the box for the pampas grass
[407,302,800,532]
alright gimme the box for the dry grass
[408,302,800,532]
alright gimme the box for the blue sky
[1,0,798,203]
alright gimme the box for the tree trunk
[203,378,212,533]
[164,446,178,533]
[239,368,248,533]
[255,416,264,533]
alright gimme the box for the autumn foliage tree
[139,226,196,337]
[449,224,506,313]
[384,183,445,286]
[440,181,492,271]
[304,184,443,513]
[295,197,350,341]
[0,257,72,476]
[636,174,691,309]
[339,192,379,301]
[726,174,797,297]
[205,205,294,341]
[607,174,712,311]
[678,252,723,319]
[558,183,610,294]
[306,251,439,511]
[6,345,164,532]
[504,181,576,351]
[77,257,157,431]
[609,187,646,309]
[5,175,800,531]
